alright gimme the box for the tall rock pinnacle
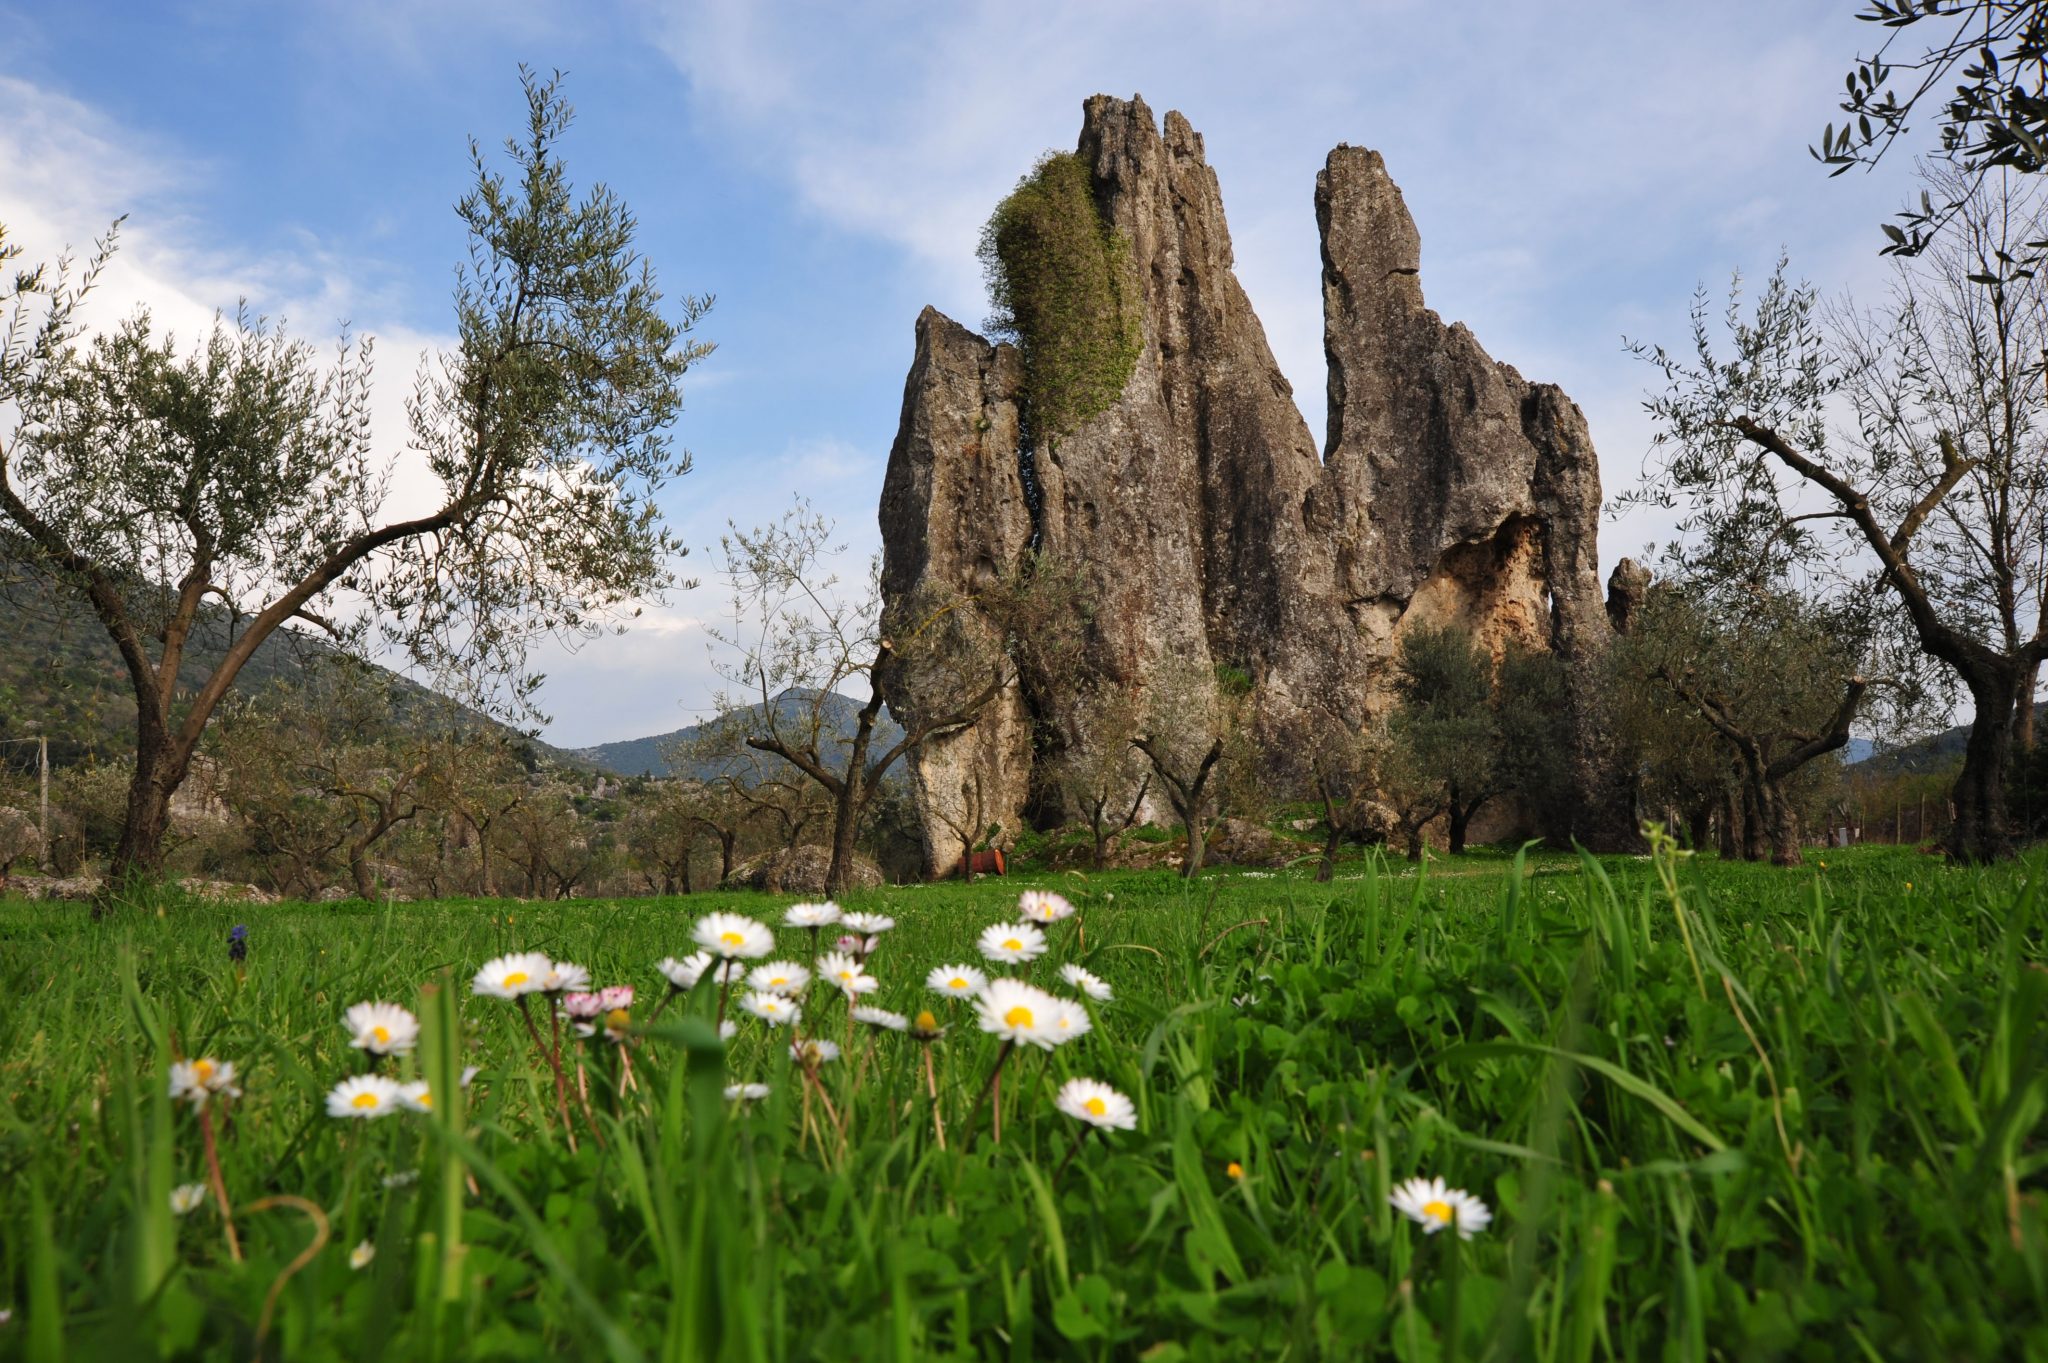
[879,96,1633,873]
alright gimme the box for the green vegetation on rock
[978,152,1143,443]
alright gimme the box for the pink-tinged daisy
[1059,964,1113,1001]
[561,991,607,1020]
[1389,1176,1492,1239]
[1019,890,1075,924]
[692,912,775,960]
[1054,1078,1136,1130]
[748,961,811,996]
[473,951,553,999]
[928,963,988,998]
[974,979,1061,1049]
[343,1001,420,1055]
[326,1074,404,1120]
[977,921,1047,966]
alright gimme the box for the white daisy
[542,961,591,994]
[840,911,895,935]
[1389,1176,1493,1239]
[1054,1078,1137,1130]
[975,978,1060,1049]
[783,901,841,928]
[326,1073,405,1120]
[719,1020,738,1042]
[739,991,801,1027]
[817,951,878,996]
[852,1006,909,1032]
[748,961,811,996]
[382,1170,420,1189]
[349,1239,376,1270]
[724,1083,771,1102]
[791,1038,841,1065]
[1059,964,1113,1001]
[1019,890,1076,924]
[1044,996,1094,1046]
[170,1183,208,1216]
[928,963,989,998]
[692,912,775,960]
[472,951,553,999]
[343,1001,420,1055]
[657,952,711,991]
[977,921,1048,966]
[168,1058,241,1108]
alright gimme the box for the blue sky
[1,0,1917,747]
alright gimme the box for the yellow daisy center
[414,1090,432,1109]
[1422,1200,1453,1224]
[1085,1096,1106,1116]
[720,931,745,946]
[352,1091,380,1110]
[915,1011,938,1031]
[193,1060,215,1083]
[769,976,787,986]
[1002,939,1022,952]
[502,971,529,987]
[606,1008,631,1030]
[1004,1005,1035,1028]
[949,977,968,989]
[372,1025,391,1044]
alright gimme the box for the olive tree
[1610,581,1874,866]
[709,502,1010,896]
[1629,166,2048,860]
[0,71,710,887]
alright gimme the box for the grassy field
[1,840,2044,1360]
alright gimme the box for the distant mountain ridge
[569,689,903,780]
[0,575,585,771]
[1848,703,2048,777]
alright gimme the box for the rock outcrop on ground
[724,846,885,896]
[880,95,1634,873]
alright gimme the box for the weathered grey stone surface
[879,95,1634,870]
[1606,559,1653,634]
[725,845,885,895]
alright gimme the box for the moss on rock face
[977,152,1142,443]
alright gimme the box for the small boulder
[724,846,885,894]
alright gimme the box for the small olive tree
[0,70,710,888]
[710,502,1010,896]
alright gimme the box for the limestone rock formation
[880,95,1634,873]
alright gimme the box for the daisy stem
[716,974,733,1031]
[199,1107,242,1263]
[963,1040,1014,1148]
[644,987,678,1031]
[1052,1124,1090,1187]
[922,1044,946,1151]
[516,996,576,1153]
